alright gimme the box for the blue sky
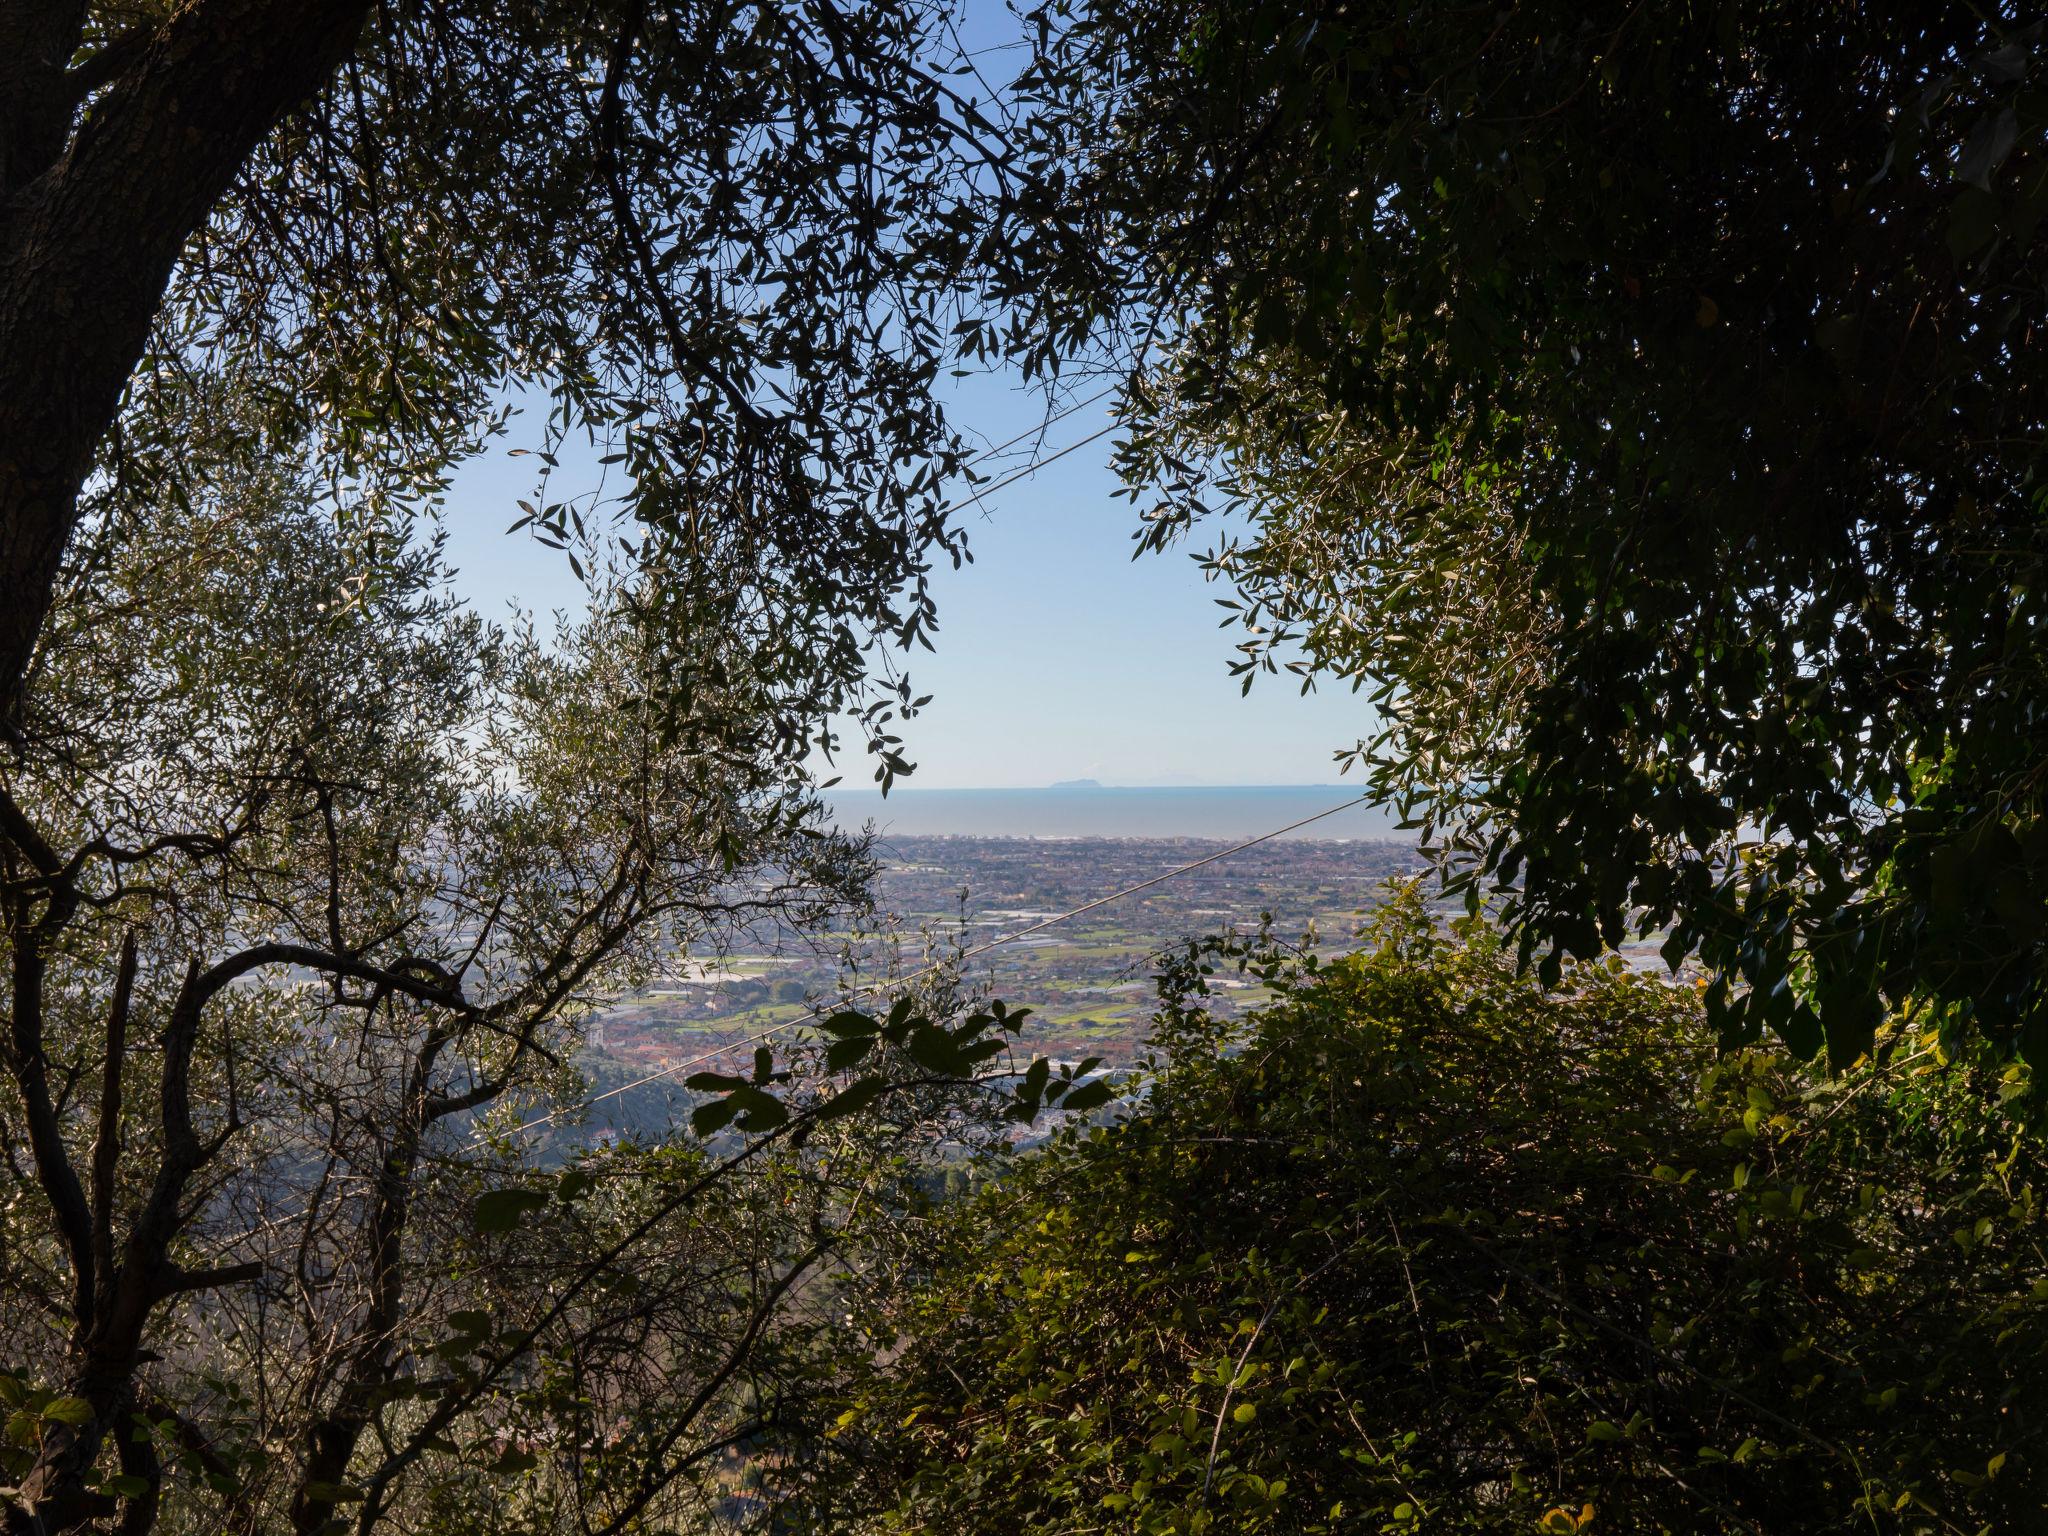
[437,369,1374,789]
[434,0,1372,789]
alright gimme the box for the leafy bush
[812,897,2048,1533]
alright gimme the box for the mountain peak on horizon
[1048,777,1103,790]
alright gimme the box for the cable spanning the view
[480,789,1376,1143]
[944,421,1119,520]
[961,383,1116,466]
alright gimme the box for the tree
[1019,5,2048,1063]
[0,383,871,1531]
[811,899,2048,1533]
[0,388,1085,1532]
[0,0,1062,755]
[0,5,1084,1528]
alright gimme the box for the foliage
[0,406,907,1533]
[807,896,2048,1534]
[0,400,1096,1532]
[1,0,1098,761]
[1,2,1101,1527]
[1017,3,2048,1061]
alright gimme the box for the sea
[820,784,1412,842]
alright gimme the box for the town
[587,833,1425,1088]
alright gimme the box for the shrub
[813,897,2048,1534]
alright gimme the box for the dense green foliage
[1020,4,2048,1061]
[811,902,2048,1533]
[17,5,2048,1531]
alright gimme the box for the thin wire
[477,391,1237,1145]
[478,790,1375,1143]
[960,385,1117,467]
[946,422,1120,522]
[450,397,1129,1150]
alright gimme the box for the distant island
[1049,777,1103,789]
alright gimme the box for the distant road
[821,784,1412,841]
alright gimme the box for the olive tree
[1,370,892,1533]
[0,0,1065,741]
[0,3,1092,1528]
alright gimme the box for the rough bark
[0,0,373,727]
[0,25,373,1499]
[0,8,383,1520]
[3,956,234,1534]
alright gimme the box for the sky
[434,0,1372,791]
[436,368,1375,790]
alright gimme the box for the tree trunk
[287,1126,426,1536]
[0,0,372,725]
[0,7,381,1505]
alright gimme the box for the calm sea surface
[821,785,1410,842]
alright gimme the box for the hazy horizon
[821,782,1410,841]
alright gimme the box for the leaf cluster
[102,0,1077,787]
[0,397,887,1532]
[1017,3,2048,1061]
[807,897,2048,1534]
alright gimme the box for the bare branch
[150,1259,264,1302]
[89,927,139,1320]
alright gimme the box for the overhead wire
[944,421,1120,521]
[957,383,1117,466]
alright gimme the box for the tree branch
[190,941,476,1018]
[589,1246,826,1536]
[0,1,90,194]
[5,887,94,1328]
[89,928,138,1324]
[594,1,789,461]
[62,24,152,104]
[349,1124,798,1533]
[0,0,376,725]
[149,1259,264,1302]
